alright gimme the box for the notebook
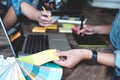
[0,17,71,58]
[72,31,107,48]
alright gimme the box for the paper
[0,53,63,80]
[32,26,47,33]
[16,62,26,80]
[32,24,57,33]
[16,49,59,65]
[46,24,57,30]
[62,24,75,29]
[18,61,63,80]
[58,24,75,33]
[10,32,21,41]
[51,16,60,23]
[59,27,72,33]
[58,18,87,24]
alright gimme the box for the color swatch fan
[0,49,63,80]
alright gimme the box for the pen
[80,15,84,30]
[42,6,51,19]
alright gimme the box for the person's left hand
[37,11,53,26]
[53,49,92,68]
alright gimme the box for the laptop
[0,17,71,58]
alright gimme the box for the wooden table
[20,21,114,80]
[0,5,116,80]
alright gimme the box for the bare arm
[3,6,17,29]
[97,51,115,67]
[78,24,112,35]
[93,24,112,35]
[20,2,53,26]
[20,2,40,21]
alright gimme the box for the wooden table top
[20,21,114,80]
[0,6,117,80]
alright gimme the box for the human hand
[37,11,53,26]
[54,49,92,68]
[73,24,95,36]
[44,2,54,10]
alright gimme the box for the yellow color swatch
[16,49,59,65]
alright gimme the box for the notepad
[72,33,107,48]
[10,32,21,41]
[32,24,57,33]
[59,24,75,33]
[32,26,47,33]
[46,24,57,30]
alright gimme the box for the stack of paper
[0,49,63,80]
[32,24,58,33]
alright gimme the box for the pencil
[42,6,51,19]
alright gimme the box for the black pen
[79,15,84,36]
[80,15,84,30]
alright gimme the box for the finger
[38,19,53,25]
[53,60,68,67]
[77,26,80,34]
[39,22,53,26]
[40,11,51,20]
[84,32,94,35]
[54,51,68,57]
[40,20,53,24]
[83,24,87,28]
[40,15,51,21]
[41,11,51,16]
[38,20,52,25]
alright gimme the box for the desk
[0,5,113,80]
[20,21,114,80]
[0,21,114,80]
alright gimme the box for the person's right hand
[53,49,92,68]
[37,11,53,26]
[77,24,95,36]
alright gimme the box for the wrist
[92,26,97,34]
[87,50,98,65]
[36,11,41,21]
[83,49,93,60]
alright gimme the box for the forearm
[84,50,115,67]
[3,6,17,29]
[94,25,112,35]
[97,52,115,67]
[20,2,40,21]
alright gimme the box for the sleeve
[113,50,120,77]
[10,0,32,16]
[114,50,120,68]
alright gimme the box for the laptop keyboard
[24,34,49,53]
[12,36,25,54]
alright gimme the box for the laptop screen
[0,17,17,58]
